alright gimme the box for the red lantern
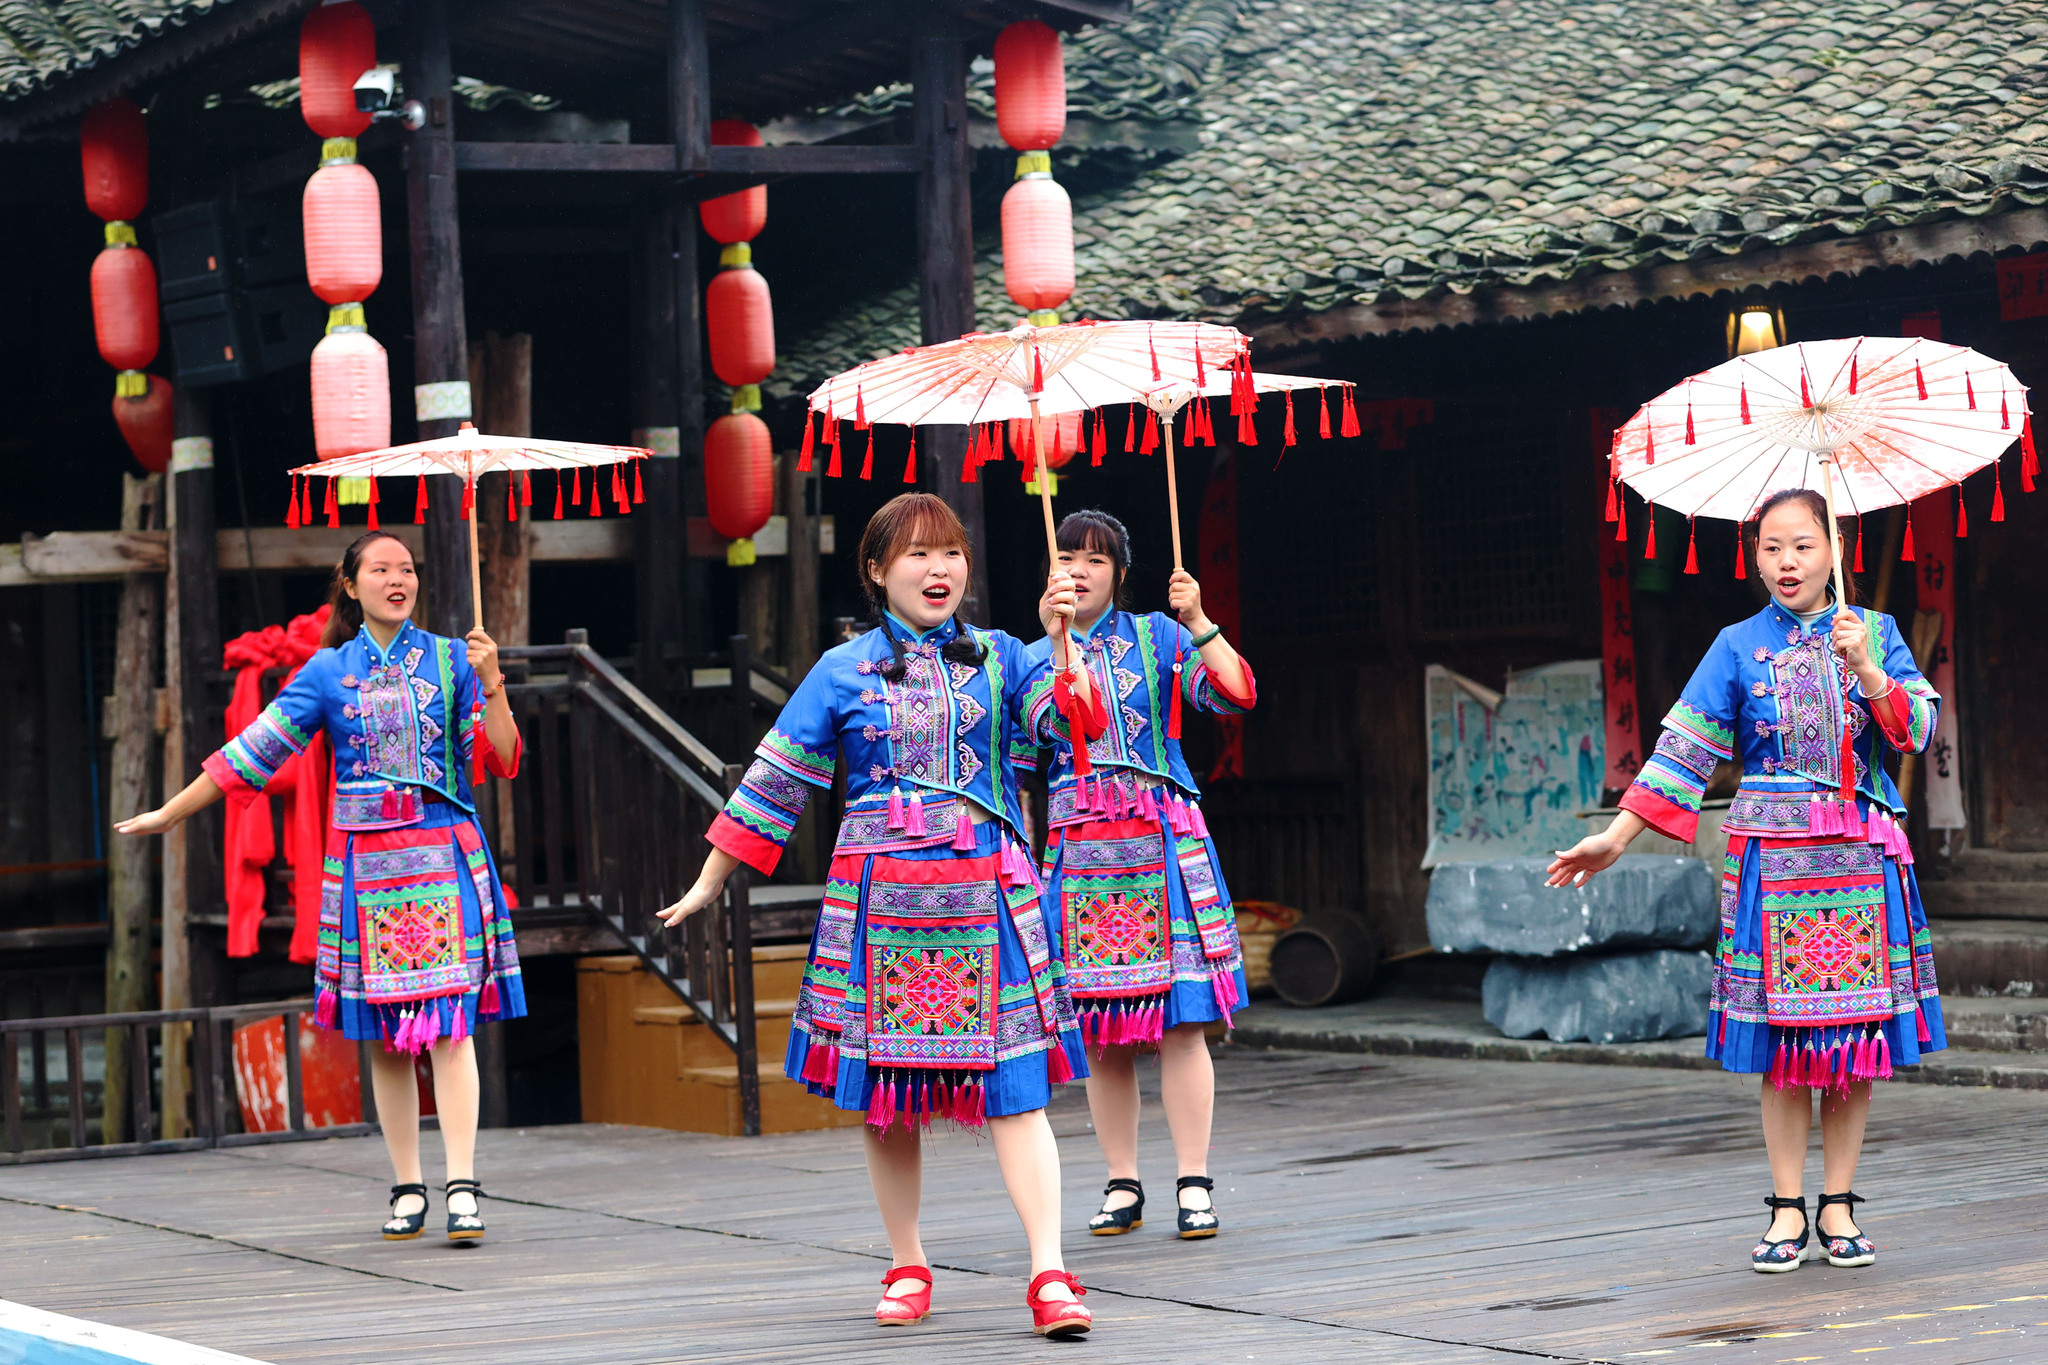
[303,161,382,303]
[310,328,391,460]
[993,21,1065,151]
[111,374,175,474]
[700,121,767,244]
[706,255,775,388]
[1002,174,1074,314]
[81,100,148,223]
[705,412,773,562]
[299,2,377,139]
[91,244,160,373]
[1008,412,1083,470]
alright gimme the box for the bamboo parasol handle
[1028,396,1069,670]
[1817,455,1865,651]
[467,459,484,635]
[1163,406,1183,572]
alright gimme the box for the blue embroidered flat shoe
[445,1179,486,1243]
[1751,1194,1808,1273]
[1816,1191,1875,1267]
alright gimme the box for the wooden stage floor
[4,1048,2046,1364]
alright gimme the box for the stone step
[1921,879,2048,921]
[1927,918,2048,998]
[1947,849,2048,882]
[1940,996,2048,1051]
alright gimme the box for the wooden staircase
[576,949,862,1136]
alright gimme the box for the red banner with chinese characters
[1195,451,1244,781]
[1997,252,2048,321]
[1909,497,1965,830]
[1593,408,1641,793]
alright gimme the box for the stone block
[1425,856,1716,957]
[1482,949,1713,1044]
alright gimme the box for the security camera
[353,66,397,112]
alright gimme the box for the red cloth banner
[1909,498,1965,830]
[1997,253,2048,321]
[1593,408,1640,793]
[1195,451,1244,781]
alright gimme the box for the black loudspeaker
[153,199,317,387]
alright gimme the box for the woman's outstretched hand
[1545,831,1626,887]
[658,882,720,927]
[114,806,180,837]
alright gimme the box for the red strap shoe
[1027,1269,1092,1337]
[875,1265,932,1326]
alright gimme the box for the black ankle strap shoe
[1176,1175,1219,1240]
[1752,1194,1808,1273]
[445,1178,486,1243]
[1816,1191,1875,1267]
[1087,1178,1144,1235]
[382,1183,428,1241]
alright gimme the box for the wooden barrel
[1269,912,1380,1008]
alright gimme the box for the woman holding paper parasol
[117,530,525,1245]
[1551,336,2034,1274]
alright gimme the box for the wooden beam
[406,0,476,638]
[1257,208,2048,350]
[451,142,921,175]
[913,19,990,625]
[104,474,161,1144]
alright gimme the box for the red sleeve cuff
[472,730,523,785]
[202,750,264,810]
[1869,682,1913,749]
[1212,657,1257,711]
[708,812,783,876]
[1618,783,1698,845]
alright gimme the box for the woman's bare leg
[1083,1044,1141,1212]
[368,1045,424,1218]
[1157,1023,1215,1214]
[990,1109,1076,1301]
[1759,1080,1814,1241]
[864,1122,929,1305]
[1817,1081,1873,1237]
[428,1035,479,1214]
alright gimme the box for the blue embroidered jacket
[708,615,1065,874]
[205,621,515,830]
[1020,610,1257,829]
[1621,602,1938,845]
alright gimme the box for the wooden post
[163,393,221,1139]
[781,452,820,677]
[475,333,534,646]
[913,17,989,624]
[104,474,161,1143]
[405,0,474,638]
[669,0,711,676]
[631,195,684,703]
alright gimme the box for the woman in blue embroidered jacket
[1550,489,1943,1275]
[1024,511,1256,1242]
[661,493,1101,1337]
[118,532,524,1245]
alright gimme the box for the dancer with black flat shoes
[1549,490,1943,1274]
[1025,511,1256,1243]
[118,532,525,1246]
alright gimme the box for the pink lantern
[303,160,382,304]
[1001,174,1074,315]
[310,328,391,459]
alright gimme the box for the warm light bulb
[1734,309,1779,354]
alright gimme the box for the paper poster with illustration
[1423,660,1605,868]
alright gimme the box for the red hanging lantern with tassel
[303,155,382,303]
[80,100,148,224]
[111,373,175,474]
[706,412,774,565]
[699,121,767,244]
[298,2,377,139]
[706,244,775,389]
[1003,170,1074,322]
[309,326,391,460]
[993,21,1066,152]
[91,242,159,373]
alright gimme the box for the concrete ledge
[1230,997,2048,1090]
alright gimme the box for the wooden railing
[0,998,376,1164]
[499,632,761,1134]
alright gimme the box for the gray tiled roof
[0,0,224,102]
[774,0,2048,394]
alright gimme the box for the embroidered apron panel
[1759,838,1891,1025]
[1175,833,1237,962]
[793,867,861,1050]
[1056,822,1169,1000]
